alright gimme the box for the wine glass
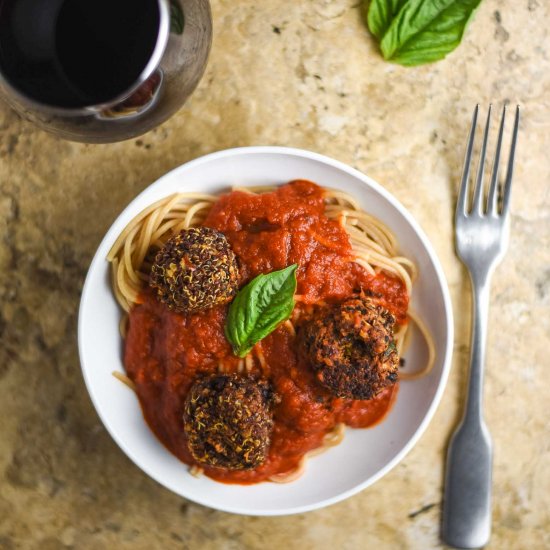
[0,0,212,143]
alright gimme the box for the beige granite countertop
[1,0,549,548]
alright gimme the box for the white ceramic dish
[78,146,453,516]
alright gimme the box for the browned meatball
[299,296,399,400]
[149,227,240,313]
[183,374,275,470]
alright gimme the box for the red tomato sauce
[124,180,408,483]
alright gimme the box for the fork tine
[487,105,506,215]
[456,105,479,218]
[472,105,492,214]
[501,106,520,216]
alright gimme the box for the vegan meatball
[299,296,399,400]
[149,227,239,313]
[183,374,275,470]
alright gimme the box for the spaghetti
[107,181,436,483]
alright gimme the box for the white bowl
[78,147,453,515]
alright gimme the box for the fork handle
[442,273,493,548]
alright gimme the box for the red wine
[0,0,161,108]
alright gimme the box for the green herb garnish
[367,0,408,40]
[364,0,483,66]
[225,264,298,358]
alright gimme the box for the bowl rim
[78,145,454,515]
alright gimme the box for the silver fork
[441,104,520,549]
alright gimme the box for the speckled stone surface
[1,0,549,548]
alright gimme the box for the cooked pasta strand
[112,371,136,391]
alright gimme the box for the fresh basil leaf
[225,264,298,358]
[379,0,483,66]
[366,0,409,40]
[170,0,185,35]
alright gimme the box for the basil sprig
[225,264,298,358]
[367,0,408,40]
[365,0,483,66]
